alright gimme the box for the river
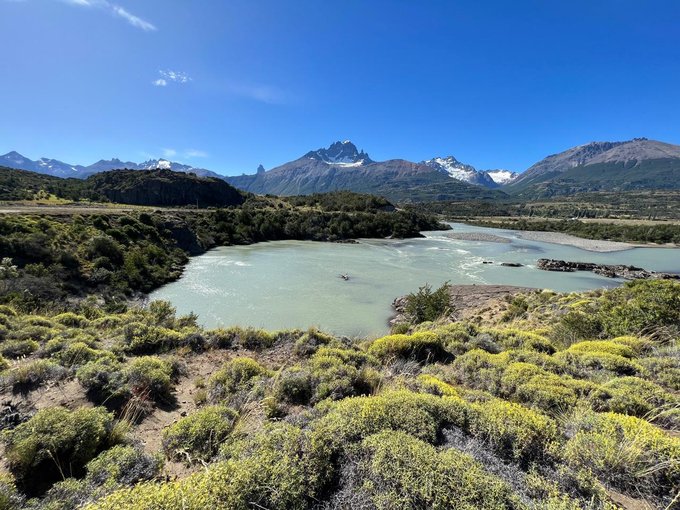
[149,223,680,337]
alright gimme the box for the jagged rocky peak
[305,140,372,166]
[256,164,266,174]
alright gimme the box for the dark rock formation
[500,262,523,267]
[536,258,680,280]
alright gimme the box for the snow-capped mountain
[422,156,498,187]
[0,152,225,179]
[304,141,372,167]
[485,169,518,185]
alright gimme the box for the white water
[149,223,680,338]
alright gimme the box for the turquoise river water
[149,223,680,337]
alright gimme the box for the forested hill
[0,167,246,207]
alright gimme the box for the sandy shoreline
[444,232,511,243]
[513,230,637,253]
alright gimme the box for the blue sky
[1,0,680,175]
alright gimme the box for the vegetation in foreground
[0,279,677,509]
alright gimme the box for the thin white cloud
[60,0,156,31]
[185,149,208,158]
[153,70,191,87]
[161,148,177,158]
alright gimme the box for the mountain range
[2,137,680,202]
[0,151,223,180]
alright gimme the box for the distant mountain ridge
[508,137,680,196]
[225,141,505,203]
[0,151,224,179]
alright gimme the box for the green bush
[37,446,162,509]
[273,367,313,405]
[90,423,324,510]
[485,328,556,354]
[596,279,680,337]
[0,354,8,372]
[2,407,118,491]
[402,282,451,324]
[339,430,520,509]
[564,410,680,499]
[162,405,238,463]
[292,328,336,356]
[555,351,642,377]
[0,339,39,359]
[208,357,270,403]
[566,340,635,359]
[467,398,558,465]
[602,376,678,425]
[53,312,89,327]
[368,332,448,362]
[76,357,129,404]
[2,359,67,391]
[0,474,23,510]
[123,356,174,402]
[639,354,680,391]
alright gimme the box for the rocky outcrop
[536,258,680,280]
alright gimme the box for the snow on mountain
[0,152,226,179]
[422,156,498,188]
[485,169,518,185]
[305,141,372,166]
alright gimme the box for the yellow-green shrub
[123,356,174,402]
[345,430,520,510]
[1,359,67,390]
[467,399,558,465]
[416,374,459,397]
[368,332,448,362]
[564,410,680,498]
[602,376,678,425]
[566,340,635,359]
[0,473,23,510]
[162,405,238,463]
[208,357,270,403]
[555,351,641,377]
[0,339,38,359]
[2,406,118,490]
[484,328,556,354]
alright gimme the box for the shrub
[56,342,112,367]
[120,323,184,354]
[91,423,324,510]
[334,430,520,509]
[555,351,642,377]
[467,399,558,465]
[485,328,556,354]
[208,357,269,403]
[76,357,129,404]
[368,332,448,362]
[162,405,238,463]
[2,407,118,492]
[0,339,39,359]
[273,367,313,405]
[233,328,275,350]
[451,349,508,394]
[402,282,451,324]
[38,446,162,509]
[0,474,23,510]
[53,312,89,328]
[566,340,635,359]
[416,374,459,397]
[311,391,468,454]
[123,356,174,402]
[564,410,680,499]
[292,328,336,356]
[602,376,678,425]
[2,359,67,391]
[0,355,8,372]
[596,279,680,337]
[639,355,680,391]
[85,444,162,488]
